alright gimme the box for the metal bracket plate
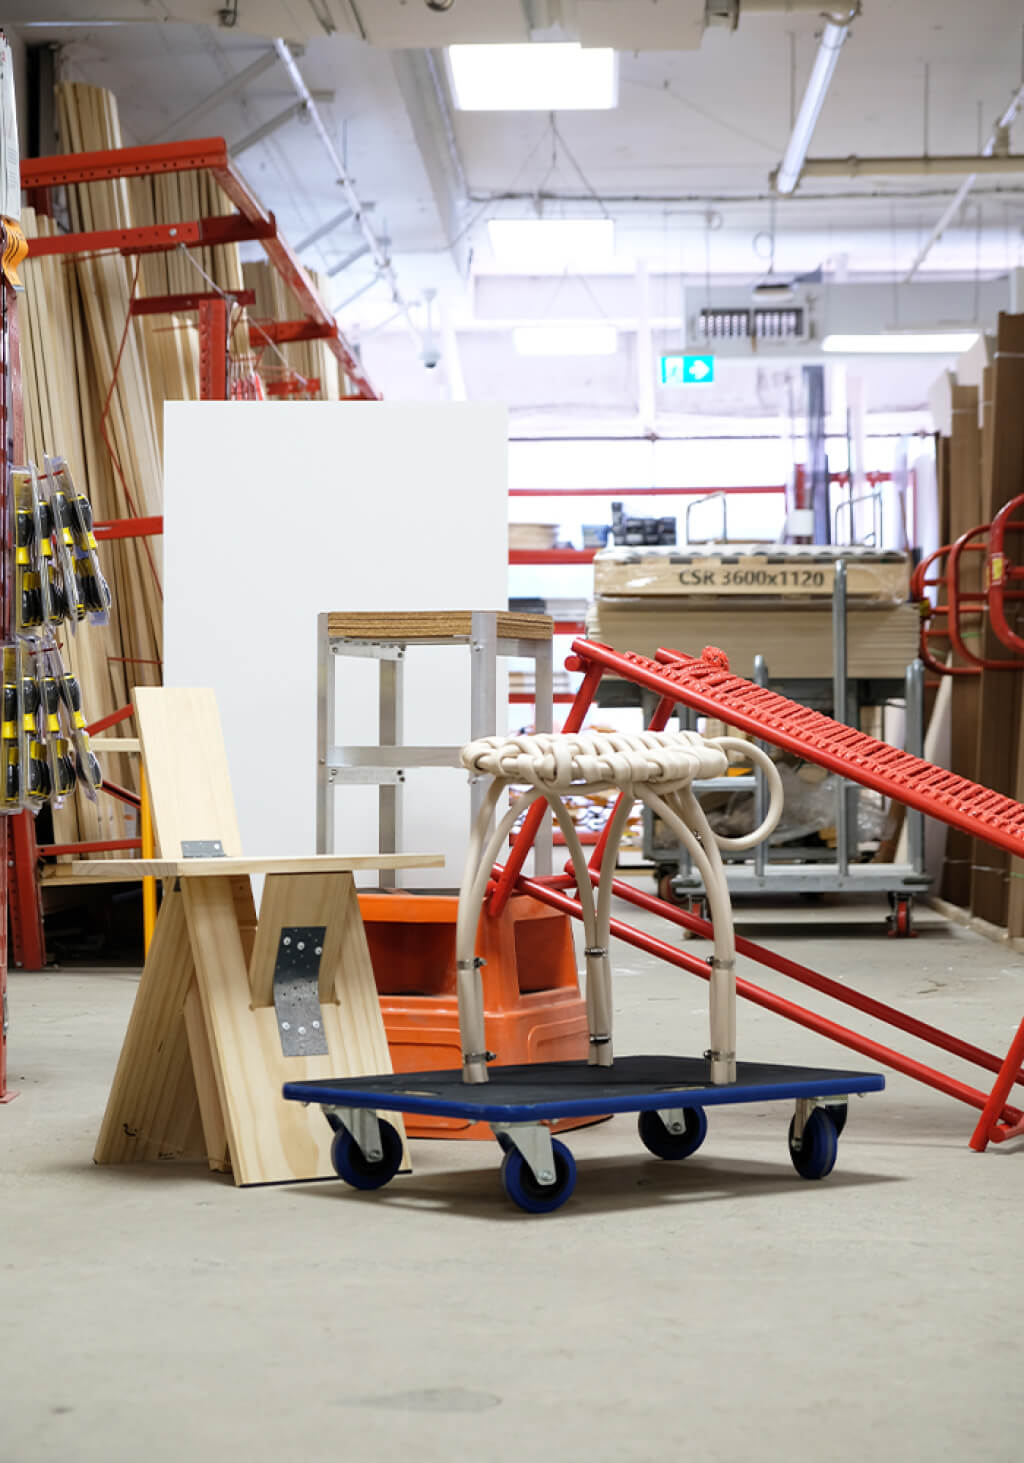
[181,839,226,858]
[490,1121,556,1186]
[273,925,329,1057]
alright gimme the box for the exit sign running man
[660,354,715,386]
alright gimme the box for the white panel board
[163,401,509,888]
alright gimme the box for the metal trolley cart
[635,563,929,933]
[285,728,884,1215]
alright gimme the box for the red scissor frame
[487,637,1024,1152]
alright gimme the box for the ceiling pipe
[272,38,422,344]
[905,80,1024,282]
[706,0,851,23]
[771,6,859,196]
[800,154,1024,178]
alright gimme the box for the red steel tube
[508,486,786,498]
[970,1017,1024,1151]
[86,704,134,734]
[100,779,142,810]
[607,874,1024,1088]
[586,694,676,873]
[514,871,1021,1123]
[488,661,605,917]
[94,515,163,542]
[39,838,142,856]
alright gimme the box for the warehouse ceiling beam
[390,48,471,275]
[800,154,1024,179]
[230,100,307,157]
[228,89,337,159]
[905,81,1024,282]
[148,48,280,144]
[295,203,374,254]
[272,37,422,348]
[326,241,372,277]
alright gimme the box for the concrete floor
[3,895,1023,1463]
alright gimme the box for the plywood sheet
[326,611,552,641]
[135,686,243,858]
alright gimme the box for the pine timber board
[64,853,444,880]
[181,876,408,1185]
[93,888,204,1164]
[326,611,553,641]
[135,686,243,858]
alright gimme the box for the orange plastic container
[359,891,594,1138]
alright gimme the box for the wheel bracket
[324,1104,383,1163]
[792,1094,848,1145]
[490,1121,556,1185]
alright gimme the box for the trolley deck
[284,1055,884,1124]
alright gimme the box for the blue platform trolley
[284,728,884,1214]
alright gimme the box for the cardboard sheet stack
[587,543,917,679]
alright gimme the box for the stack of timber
[54,82,164,697]
[930,314,1024,937]
[242,260,342,399]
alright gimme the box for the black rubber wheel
[637,1106,708,1160]
[330,1119,404,1191]
[787,1109,839,1180]
[500,1139,576,1214]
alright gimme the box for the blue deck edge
[282,1073,885,1125]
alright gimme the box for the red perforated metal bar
[569,638,1024,859]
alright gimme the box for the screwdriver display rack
[9,135,377,972]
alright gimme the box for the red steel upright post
[198,296,229,402]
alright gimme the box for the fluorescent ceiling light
[488,219,615,269]
[513,325,618,357]
[774,18,852,195]
[822,332,980,354]
[448,44,617,112]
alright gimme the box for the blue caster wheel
[500,1139,576,1214]
[637,1106,708,1160]
[788,1109,839,1180]
[330,1120,404,1190]
[824,1100,848,1138]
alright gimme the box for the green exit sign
[660,353,715,386]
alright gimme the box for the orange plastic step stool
[358,890,595,1138]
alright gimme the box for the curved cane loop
[456,729,779,1087]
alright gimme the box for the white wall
[163,401,509,887]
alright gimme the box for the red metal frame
[21,137,376,400]
[130,288,255,317]
[198,296,228,402]
[488,637,1024,1150]
[255,319,336,345]
[93,516,163,542]
[12,137,379,961]
[510,549,597,565]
